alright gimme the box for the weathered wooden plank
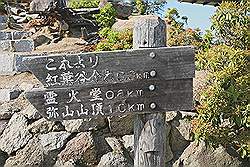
[26,79,193,120]
[16,46,195,88]
[133,15,167,167]
[25,79,193,121]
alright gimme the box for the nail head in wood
[150,102,157,109]
[150,70,157,77]
[149,85,155,91]
[149,52,156,58]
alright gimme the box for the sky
[161,0,217,32]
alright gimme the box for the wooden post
[133,15,167,167]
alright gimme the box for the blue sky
[161,0,217,33]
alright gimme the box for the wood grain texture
[15,46,195,88]
[25,79,193,121]
[133,15,167,167]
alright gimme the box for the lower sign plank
[26,79,193,121]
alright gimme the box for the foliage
[96,27,133,51]
[0,0,5,12]
[211,0,249,49]
[135,0,146,15]
[94,3,116,29]
[165,8,211,51]
[68,0,100,8]
[134,0,167,15]
[194,45,250,158]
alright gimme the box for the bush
[194,45,250,158]
[211,0,249,49]
[68,0,100,8]
[96,27,133,51]
[94,3,116,29]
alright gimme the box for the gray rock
[63,118,106,132]
[0,88,22,103]
[166,123,174,162]
[0,32,12,40]
[13,39,34,52]
[171,119,193,141]
[30,0,54,12]
[108,115,134,136]
[105,137,124,153]
[173,141,245,167]
[0,120,9,135]
[28,118,56,134]
[0,40,12,52]
[0,103,20,120]
[20,104,41,120]
[0,23,8,30]
[5,132,70,167]
[170,119,192,160]
[33,34,51,47]
[112,2,133,19]
[5,137,45,167]
[0,52,15,76]
[97,152,133,167]
[0,113,32,155]
[57,132,111,166]
[0,149,8,167]
[122,135,134,158]
[39,132,71,152]
[0,15,7,23]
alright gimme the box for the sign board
[17,46,195,120]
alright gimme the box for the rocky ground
[0,13,249,167]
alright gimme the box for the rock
[112,2,133,19]
[30,0,54,12]
[97,152,133,167]
[0,23,8,30]
[166,123,174,162]
[0,120,9,135]
[0,113,32,155]
[63,118,107,132]
[122,135,134,157]
[0,52,15,76]
[5,137,45,167]
[0,105,15,120]
[33,34,51,47]
[5,132,70,167]
[57,132,111,166]
[0,15,7,23]
[0,149,8,167]
[112,16,143,32]
[108,115,134,136]
[13,39,35,52]
[39,131,71,152]
[166,111,178,122]
[28,118,56,134]
[19,82,35,92]
[105,137,123,153]
[0,88,22,102]
[20,104,42,120]
[171,119,193,141]
[170,119,193,160]
[173,141,245,167]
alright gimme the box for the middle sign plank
[26,79,193,121]
[16,46,195,88]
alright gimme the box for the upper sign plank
[16,46,195,88]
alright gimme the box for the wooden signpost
[16,16,195,167]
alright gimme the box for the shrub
[68,0,100,8]
[194,45,250,158]
[94,3,116,29]
[211,0,249,49]
[96,27,133,51]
